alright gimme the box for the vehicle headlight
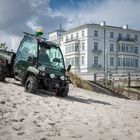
[38,66,45,71]
[60,76,65,80]
[41,72,46,76]
[50,73,55,79]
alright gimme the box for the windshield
[38,43,65,72]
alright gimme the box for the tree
[0,43,7,50]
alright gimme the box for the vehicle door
[14,35,37,80]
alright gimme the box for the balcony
[92,64,102,68]
[92,49,102,55]
[117,37,135,42]
[65,38,79,43]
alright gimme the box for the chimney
[100,21,106,26]
[123,24,128,29]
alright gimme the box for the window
[127,34,130,40]
[94,30,98,37]
[82,30,85,37]
[75,57,79,66]
[65,58,70,67]
[131,44,134,53]
[110,32,114,38]
[110,57,114,66]
[71,58,74,65]
[135,59,138,67]
[66,57,77,67]
[126,58,130,67]
[118,33,122,40]
[121,44,125,52]
[118,58,121,66]
[135,46,138,54]
[66,43,78,53]
[75,44,79,52]
[66,36,68,41]
[134,35,138,41]
[118,44,121,52]
[110,44,114,52]
[71,34,73,40]
[76,32,79,38]
[126,44,129,52]
[117,58,138,68]
[131,59,134,67]
[81,56,85,65]
[16,35,37,62]
[94,42,98,50]
[72,44,75,52]
[81,42,85,51]
[94,56,98,65]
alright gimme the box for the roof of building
[62,23,140,35]
[48,29,66,34]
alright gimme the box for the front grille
[43,74,64,88]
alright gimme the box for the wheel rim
[26,81,32,91]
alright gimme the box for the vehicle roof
[23,32,58,47]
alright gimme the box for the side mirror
[67,64,71,72]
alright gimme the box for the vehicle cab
[14,32,70,97]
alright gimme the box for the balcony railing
[92,49,102,55]
[65,38,79,43]
[117,37,135,42]
[92,64,102,68]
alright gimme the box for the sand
[0,78,140,140]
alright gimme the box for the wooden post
[128,72,130,88]
[94,73,97,82]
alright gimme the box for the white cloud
[0,32,21,51]
[26,17,43,31]
[10,36,21,51]
[51,0,140,30]
[0,0,140,51]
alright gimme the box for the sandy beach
[0,78,140,140]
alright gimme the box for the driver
[39,46,50,66]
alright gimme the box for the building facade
[49,22,140,73]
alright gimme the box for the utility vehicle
[0,31,71,97]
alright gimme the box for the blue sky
[50,0,83,9]
[49,0,104,9]
[0,0,140,50]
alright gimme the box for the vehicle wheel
[25,75,39,93]
[59,83,69,97]
[0,66,6,81]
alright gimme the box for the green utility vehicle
[0,32,71,97]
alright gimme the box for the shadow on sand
[30,89,112,106]
[1,80,9,84]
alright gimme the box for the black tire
[0,66,6,81]
[25,75,39,93]
[59,83,69,97]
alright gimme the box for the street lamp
[105,49,109,84]
[122,55,124,74]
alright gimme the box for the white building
[49,22,140,74]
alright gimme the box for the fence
[77,72,140,88]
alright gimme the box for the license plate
[55,83,59,87]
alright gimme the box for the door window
[16,35,37,62]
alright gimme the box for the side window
[16,35,37,62]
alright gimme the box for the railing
[77,72,140,88]
[117,37,135,42]
[65,38,79,43]
[92,64,102,68]
[92,49,102,55]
